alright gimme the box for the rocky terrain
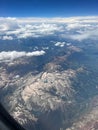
[66,96,98,130]
[0,60,77,130]
[0,16,98,130]
[0,42,98,130]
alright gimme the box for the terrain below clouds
[0,16,98,130]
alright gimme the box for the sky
[0,0,98,17]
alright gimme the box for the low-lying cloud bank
[0,50,45,62]
[0,16,98,41]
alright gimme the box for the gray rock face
[0,62,78,130]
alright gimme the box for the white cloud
[2,36,13,40]
[0,50,45,62]
[4,23,62,39]
[54,42,72,47]
[0,16,98,40]
[55,42,65,47]
[66,23,91,30]
[3,16,97,23]
[69,30,98,41]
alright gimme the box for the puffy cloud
[0,50,45,62]
[2,36,13,40]
[17,23,62,39]
[62,18,98,41]
[69,30,98,41]
[66,23,91,30]
[0,17,63,39]
[55,42,65,47]
[3,23,62,39]
[54,41,71,47]
[0,16,98,41]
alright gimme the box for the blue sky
[0,0,98,17]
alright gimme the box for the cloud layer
[0,50,45,62]
[0,16,98,41]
